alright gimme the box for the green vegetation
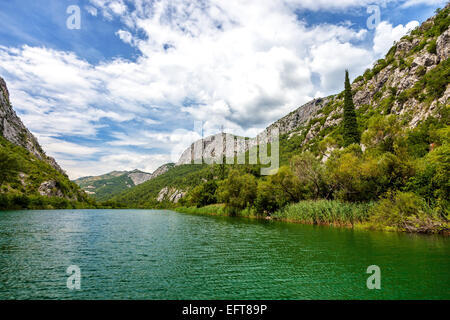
[75,171,141,201]
[216,169,257,215]
[273,200,374,226]
[342,70,360,146]
[111,164,211,208]
[367,191,448,234]
[0,149,20,187]
[0,136,94,210]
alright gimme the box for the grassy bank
[176,200,373,226]
[272,200,374,227]
[175,197,449,235]
[175,204,261,219]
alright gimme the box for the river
[0,209,448,299]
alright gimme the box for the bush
[0,149,22,187]
[407,143,450,216]
[368,192,448,233]
[427,39,437,54]
[362,114,403,153]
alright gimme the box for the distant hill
[74,164,174,201]
[0,77,91,209]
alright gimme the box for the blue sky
[0,0,446,178]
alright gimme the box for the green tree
[0,149,21,187]
[291,152,326,199]
[362,114,403,154]
[216,169,257,215]
[186,180,218,207]
[342,70,360,146]
[255,166,303,214]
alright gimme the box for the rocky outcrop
[127,169,152,186]
[263,97,332,137]
[177,133,248,165]
[126,164,174,185]
[149,163,174,179]
[38,180,64,197]
[0,77,65,175]
[437,28,450,61]
[176,97,333,165]
[157,186,186,203]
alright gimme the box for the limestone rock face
[157,187,186,203]
[0,77,65,175]
[177,133,250,165]
[149,163,174,179]
[38,180,64,197]
[437,28,450,61]
[127,170,152,186]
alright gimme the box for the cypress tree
[343,70,360,146]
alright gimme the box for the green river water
[0,209,448,299]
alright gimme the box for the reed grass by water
[177,200,374,227]
[272,200,374,226]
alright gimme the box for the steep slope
[0,77,65,174]
[75,164,174,201]
[0,77,90,209]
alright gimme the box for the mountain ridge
[74,164,174,200]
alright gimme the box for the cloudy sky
[0,0,446,178]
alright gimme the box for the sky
[0,0,447,179]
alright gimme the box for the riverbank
[175,198,449,235]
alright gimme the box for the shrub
[368,192,448,233]
[427,39,437,54]
[291,152,327,199]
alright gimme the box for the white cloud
[116,29,133,44]
[85,6,98,16]
[310,40,371,93]
[401,0,447,8]
[373,20,420,56]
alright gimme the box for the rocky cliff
[127,169,153,185]
[0,76,65,174]
[177,133,252,165]
[149,163,175,179]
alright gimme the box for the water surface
[0,209,448,299]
